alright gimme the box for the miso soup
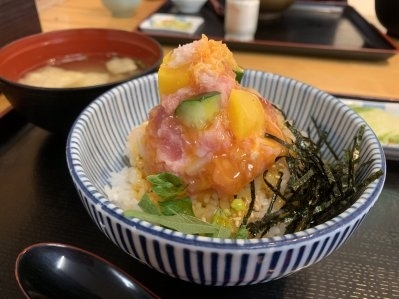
[18,53,147,88]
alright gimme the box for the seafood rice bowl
[67,36,385,286]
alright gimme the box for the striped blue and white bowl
[66,70,386,286]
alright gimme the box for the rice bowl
[66,70,385,285]
[97,36,383,241]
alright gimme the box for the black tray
[137,1,398,60]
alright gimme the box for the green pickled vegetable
[175,91,221,129]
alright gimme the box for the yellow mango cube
[227,89,266,140]
[158,52,190,96]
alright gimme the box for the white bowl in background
[171,0,208,13]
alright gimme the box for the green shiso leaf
[124,209,231,236]
[146,172,186,200]
[159,197,194,216]
[138,193,161,215]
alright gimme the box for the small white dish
[139,13,204,35]
[341,98,399,161]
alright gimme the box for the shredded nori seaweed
[246,120,384,238]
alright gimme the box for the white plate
[139,13,204,35]
[341,98,399,161]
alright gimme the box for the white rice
[104,166,148,212]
